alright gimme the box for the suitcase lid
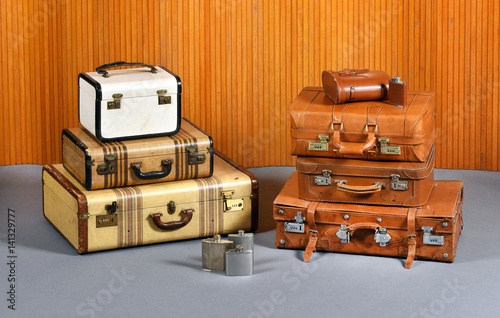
[63,118,212,163]
[296,145,435,180]
[79,66,181,101]
[289,87,435,145]
[274,172,463,231]
[43,152,257,217]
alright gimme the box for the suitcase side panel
[42,165,89,254]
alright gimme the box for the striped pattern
[112,187,144,248]
[194,176,224,237]
[1,0,500,170]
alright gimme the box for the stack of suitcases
[42,62,258,254]
[273,69,464,269]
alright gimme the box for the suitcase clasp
[336,225,350,244]
[157,89,171,105]
[422,226,444,246]
[314,170,332,186]
[222,191,244,212]
[107,93,123,110]
[379,138,401,155]
[374,228,391,247]
[186,146,206,165]
[97,155,117,175]
[390,174,408,191]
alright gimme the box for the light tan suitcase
[62,118,213,190]
[43,151,258,254]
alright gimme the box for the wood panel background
[1,0,499,170]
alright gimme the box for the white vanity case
[79,62,181,142]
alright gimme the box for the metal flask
[201,234,233,272]
[225,245,254,276]
[228,230,254,251]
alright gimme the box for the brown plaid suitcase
[43,150,258,254]
[62,118,213,190]
[273,172,464,269]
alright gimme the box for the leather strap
[337,68,369,76]
[304,201,320,263]
[405,208,418,269]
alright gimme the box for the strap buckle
[365,123,378,133]
[331,122,344,132]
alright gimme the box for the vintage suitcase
[79,62,181,142]
[322,69,390,104]
[296,146,435,207]
[62,118,213,190]
[274,172,464,269]
[290,87,436,162]
[43,151,258,254]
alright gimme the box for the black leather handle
[130,159,173,180]
[96,61,157,78]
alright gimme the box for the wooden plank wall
[1,0,499,170]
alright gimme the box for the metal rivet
[377,218,382,222]
[458,200,461,204]
[455,210,458,215]
[442,222,448,228]
[278,210,284,215]
[344,214,349,220]
[443,253,449,259]
[280,240,285,245]
[454,219,456,224]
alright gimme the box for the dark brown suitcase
[274,172,464,269]
[290,87,436,162]
[296,146,435,207]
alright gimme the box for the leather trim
[405,208,418,269]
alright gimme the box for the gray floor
[0,164,499,318]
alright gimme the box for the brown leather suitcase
[274,172,464,269]
[62,118,213,190]
[296,146,435,207]
[322,69,390,104]
[290,87,435,162]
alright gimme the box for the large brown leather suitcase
[62,118,213,190]
[290,87,435,162]
[273,172,464,269]
[43,150,258,254]
[296,146,435,207]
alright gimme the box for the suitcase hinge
[78,213,90,219]
[374,228,391,247]
[314,170,332,186]
[107,93,123,110]
[308,135,329,152]
[157,89,172,105]
[97,155,117,175]
[222,191,244,212]
[390,174,408,191]
[186,146,206,165]
[379,138,401,155]
[422,226,444,246]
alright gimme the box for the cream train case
[79,62,181,142]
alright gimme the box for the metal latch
[308,135,329,151]
[390,174,408,191]
[374,228,391,246]
[167,201,176,214]
[222,191,244,212]
[107,93,123,110]
[422,226,444,246]
[379,138,401,155]
[96,214,118,228]
[186,146,206,165]
[97,155,117,175]
[157,89,171,105]
[314,170,332,186]
[284,211,306,233]
[105,201,119,214]
[336,225,350,243]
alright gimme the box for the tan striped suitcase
[62,118,212,190]
[43,151,258,254]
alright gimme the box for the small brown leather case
[388,76,408,106]
[322,69,390,104]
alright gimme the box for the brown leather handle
[150,209,194,230]
[336,181,383,194]
[331,125,377,155]
[347,222,381,235]
[337,68,370,75]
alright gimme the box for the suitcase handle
[130,159,173,180]
[337,68,370,76]
[336,180,384,194]
[331,124,377,155]
[96,61,158,78]
[150,209,194,230]
[345,222,381,237]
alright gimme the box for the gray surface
[0,164,499,318]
